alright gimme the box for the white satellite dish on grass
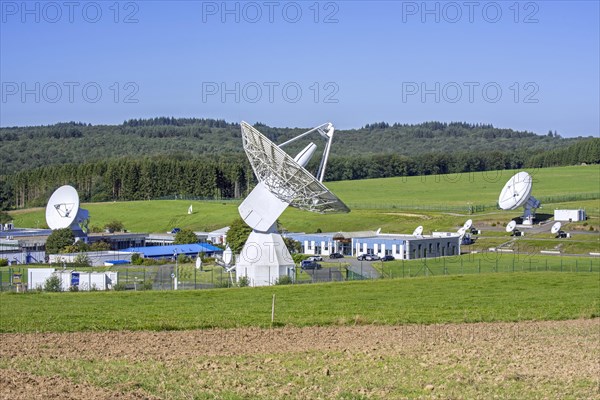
[236,121,349,286]
[45,185,89,236]
[463,219,473,230]
[188,204,193,214]
[505,220,517,233]
[550,221,562,234]
[412,226,423,236]
[457,227,467,237]
[505,220,524,236]
[498,171,541,225]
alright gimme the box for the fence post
[194,266,197,290]
[560,258,563,272]
[545,260,548,271]
[590,260,593,273]
[495,259,498,272]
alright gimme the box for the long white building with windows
[286,230,461,260]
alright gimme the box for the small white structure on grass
[554,209,586,222]
[28,268,118,291]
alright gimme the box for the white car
[307,256,323,261]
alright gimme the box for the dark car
[357,254,380,261]
[381,255,395,261]
[300,260,322,270]
[329,253,344,259]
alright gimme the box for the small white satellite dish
[45,185,89,234]
[551,221,562,234]
[376,228,381,235]
[223,245,233,266]
[463,219,473,230]
[188,204,193,214]
[506,220,517,233]
[412,226,423,236]
[498,171,541,225]
[457,227,467,237]
[195,256,202,269]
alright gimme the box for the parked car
[381,255,395,261]
[329,252,344,259]
[307,256,323,261]
[357,254,380,261]
[301,260,322,270]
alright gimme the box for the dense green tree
[104,220,125,233]
[173,229,198,244]
[227,218,252,253]
[45,228,75,254]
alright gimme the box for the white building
[287,230,461,260]
[554,209,586,222]
[27,268,118,291]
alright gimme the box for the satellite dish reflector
[376,228,381,235]
[498,171,541,225]
[188,204,193,214]
[506,220,517,233]
[223,246,233,265]
[195,256,202,269]
[457,227,467,236]
[45,185,89,234]
[463,219,473,230]
[551,222,562,234]
[240,121,349,214]
[412,226,423,236]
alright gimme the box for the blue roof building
[121,243,222,259]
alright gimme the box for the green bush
[177,254,190,264]
[140,281,153,291]
[142,258,158,266]
[238,276,250,287]
[292,253,309,264]
[275,275,293,285]
[0,258,8,267]
[44,275,62,292]
[113,282,127,291]
[131,253,143,265]
[68,285,79,292]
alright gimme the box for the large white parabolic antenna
[412,226,424,236]
[235,121,349,286]
[498,171,541,225]
[45,185,89,235]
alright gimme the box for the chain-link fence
[1,254,598,292]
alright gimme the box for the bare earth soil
[1,319,598,399]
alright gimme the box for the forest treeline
[0,118,586,175]
[1,137,597,210]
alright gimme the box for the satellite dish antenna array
[498,171,541,225]
[45,185,89,236]
[235,121,349,286]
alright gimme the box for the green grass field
[1,272,598,333]
[9,165,599,233]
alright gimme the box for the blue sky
[1,1,598,137]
